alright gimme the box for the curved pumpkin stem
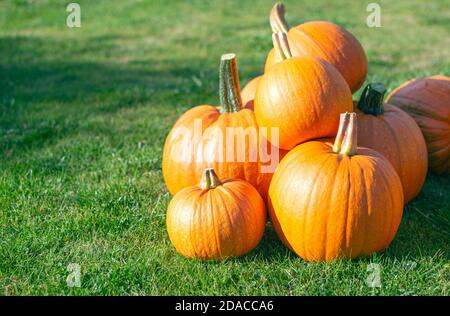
[272,32,292,60]
[270,2,290,33]
[333,112,358,156]
[200,168,222,190]
[219,53,243,113]
[357,83,387,116]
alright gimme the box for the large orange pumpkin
[355,83,428,203]
[387,75,450,174]
[166,168,266,260]
[265,2,367,93]
[254,32,353,150]
[162,53,283,201]
[268,112,404,262]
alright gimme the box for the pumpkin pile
[162,2,449,262]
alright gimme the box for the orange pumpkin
[268,112,404,262]
[265,2,367,93]
[355,83,428,203]
[387,75,450,174]
[241,76,261,111]
[162,54,283,201]
[254,32,353,150]
[166,168,266,260]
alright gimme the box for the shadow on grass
[0,35,217,157]
[385,173,450,260]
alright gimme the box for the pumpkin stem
[219,53,243,113]
[272,32,292,60]
[332,113,351,153]
[333,112,358,156]
[200,168,222,190]
[357,83,387,116]
[270,2,290,33]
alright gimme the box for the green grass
[0,0,449,295]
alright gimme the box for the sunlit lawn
[0,0,449,295]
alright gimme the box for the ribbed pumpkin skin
[162,106,281,201]
[166,178,266,260]
[356,104,428,203]
[255,57,353,150]
[387,75,450,174]
[265,21,368,93]
[241,76,261,109]
[268,141,404,262]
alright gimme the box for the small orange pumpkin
[268,112,404,262]
[255,32,353,150]
[265,2,368,93]
[166,168,266,260]
[162,54,283,201]
[241,76,261,111]
[387,75,450,174]
[355,83,428,203]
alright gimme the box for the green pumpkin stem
[357,83,387,116]
[219,53,243,113]
[333,112,358,156]
[272,32,292,60]
[200,168,222,190]
[270,2,290,33]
